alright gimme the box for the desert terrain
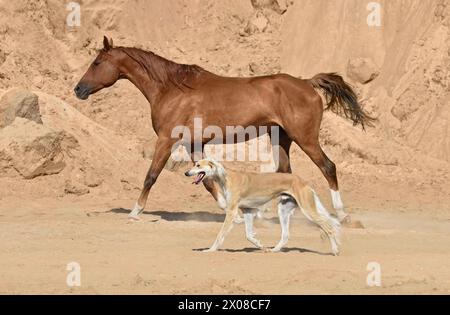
[0,0,449,294]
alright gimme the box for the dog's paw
[247,236,263,248]
[233,216,245,224]
[338,213,351,224]
[202,248,217,253]
[331,250,340,256]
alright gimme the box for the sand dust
[0,0,449,294]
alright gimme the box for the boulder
[251,0,288,15]
[0,89,43,128]
[0,118,79,179]
[347,57,380,84]
[64,181,90,196]
[243,11,270,35]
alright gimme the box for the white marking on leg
[313,191,341,255]
[272,199,295,252]
[217,192,227,210]
[128,202,144,220]
[244,212,263,248]
[330,189,349,222]
[330,189,344,210]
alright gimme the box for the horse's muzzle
[74,83,91,100]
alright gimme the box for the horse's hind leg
[262,129,293,215]
[294,138,349,223]
[272,129,293,173]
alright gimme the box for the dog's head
[185,159,225,185]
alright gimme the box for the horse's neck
[121,59,164,107]
[127,67,162,107]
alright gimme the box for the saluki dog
[185,159,341,255]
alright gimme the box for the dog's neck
[212,166,230,201]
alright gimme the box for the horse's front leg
[129,136,175,221]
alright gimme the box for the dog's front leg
[217,191,244,224]
[203,206,238,252]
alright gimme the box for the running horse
[74,37,374,223]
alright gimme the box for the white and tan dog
[185,159,341,255]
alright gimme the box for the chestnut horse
[75,37,374,222]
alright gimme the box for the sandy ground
[1,172,450,295]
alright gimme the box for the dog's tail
[295,185,341,255]
[307,73,376,130]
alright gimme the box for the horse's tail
[307,73,376,130]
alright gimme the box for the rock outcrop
[0,89,42,128]
[0,118,78,179]
[347,58,380,84]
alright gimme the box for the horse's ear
[109,37,114,48]
[103,36,112,51]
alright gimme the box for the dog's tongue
[192,173,204,185]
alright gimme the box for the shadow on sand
[108,207,225,223]
[192,247,332,255]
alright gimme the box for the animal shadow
[193,247,332,256]
[108,208,225,223]
[192,247,262,253]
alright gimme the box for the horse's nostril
[74,86,80,93]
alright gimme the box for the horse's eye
[93,60,101,66]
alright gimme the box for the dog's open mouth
[193,172,206,185]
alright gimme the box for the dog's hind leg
[296,186,341,256]
[242,209,264,249]
[272,195,296,252]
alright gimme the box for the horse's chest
[151,111,179,135]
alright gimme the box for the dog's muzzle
[185,170,206,185]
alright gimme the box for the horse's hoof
[128,215,141,222]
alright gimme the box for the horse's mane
[116,47,205,89]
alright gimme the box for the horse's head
[74,36,122,100]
